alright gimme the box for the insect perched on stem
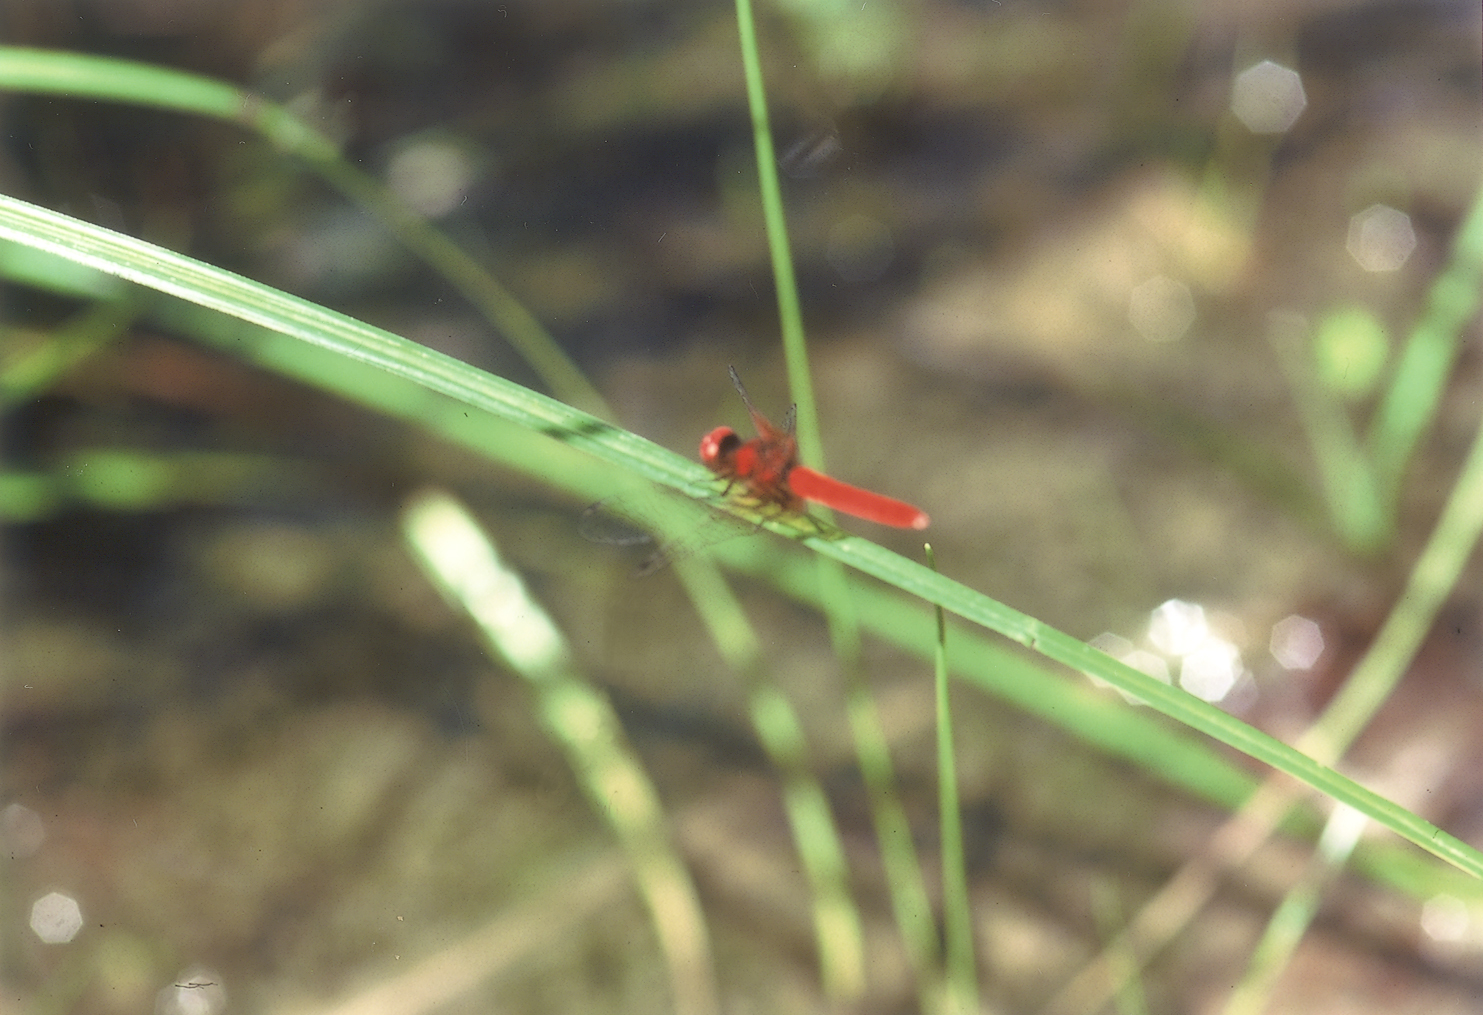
[700,366,929,530]
[583,367,928,575]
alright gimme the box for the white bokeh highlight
[1180,639,1243,702]
[386,139,475,219]
[1232,60,1306,134]
[1095,599,1252,706]
[1089,633,1171,704]
[1148,599,1209,656]
[30,891,83,944]
[1129,275,1196,343]
[1347,204,1416,272]
[1270,614,1324,670]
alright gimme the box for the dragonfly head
[699,426,741,473]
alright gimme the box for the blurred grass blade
[1088,882,1147,1015]
[1367,181,1483,500]
[1301,368,1483,765]
[1041,777,1308,1015]
[0,448,320,520]
[401,490,718,1015]
[670,558,867,1000]
[1041,390,1483,1011]
[0,45,607,415]
[820,558,941,1006]
[1221,805,1367,1015]
[1267,311,1388,552]
[0,300,134,404]
[0,193,691,492]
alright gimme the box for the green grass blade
[731,1,941,1000]
[1088,882,1147,1015]
[715,533,1481,904]
[930,546,978,1015]
[1220,806,1366,1015]
[731,0,821,466]
[0,300,134,404]
[0,45,246,117]
[1368,179,1483,500]
[1302,379,1483,763]
[1267,312,1388,552]
[401,491,719,1015]
[4,192,1479,884]
[671,554,868,1000]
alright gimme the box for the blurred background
[3,0,1482,1012]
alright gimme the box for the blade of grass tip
[930,546,979,1015]
[1220,805,1368,1015]
[400,490,719,1015]
[669,555,868,1002]
[1266,311,1388,553]
[1367,180,1483,503]
[0,46,607,417]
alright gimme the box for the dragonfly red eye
[699,426,740,468]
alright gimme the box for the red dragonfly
[584,367,928,575]
[701,366,929,530]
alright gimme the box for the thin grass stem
[931,545,978,1014]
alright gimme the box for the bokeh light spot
[1148,599,1208,656]
[1270,614,1324,670]
[1232,60,1306,134]
[1180,639,1242,702]
[30,891,83,944]
[1347,204,1416,272]
[386,139,476,219]
[1129,275,1195,343]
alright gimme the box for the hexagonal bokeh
[1347,204,1417,272]
[1232,60,1307,133]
